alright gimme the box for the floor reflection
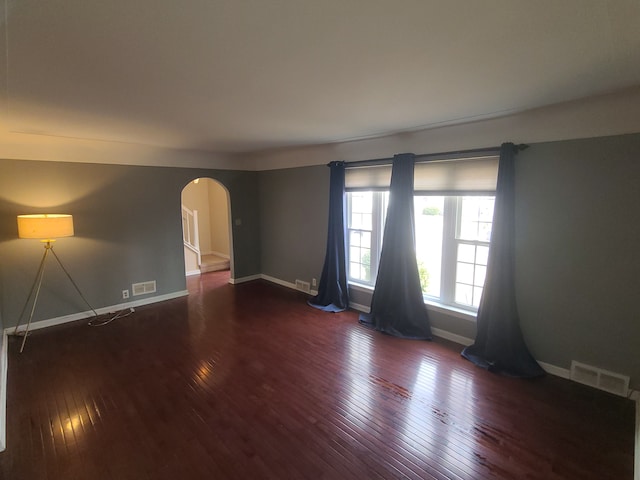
[343,329,374,424]
[402,358,438,452]
[401,358,480,475]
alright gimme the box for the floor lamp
[13,214,97,353]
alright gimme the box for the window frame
[346,191,495,315]
[346,191,387,287]
[451,196,493,309]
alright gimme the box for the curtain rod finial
[327,160,345,167]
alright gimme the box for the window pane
[358,265,367,280]
[454,240,490,309]
[360,265,370,282]
[456,262,474,285]
[352,213,372,231]
[457,243,475,263]
[361,213,372,230]
[477,199,494,221]
[351,192,372,213]
[474,265,486,285]
[350,262,360,279]
[458,196,495,241]
[414,196,444,297]
[455,283,473,305]
[351,213,361,229]
[350,231,361,247]
[347,191,381,285]
[359,247,370,266]
[473,287,483,307]
[349,192,373,230]
[476,245,489,266]
[478,221,492,242]
[459,218,476,240]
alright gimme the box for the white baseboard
[537,361,571,379]
[232,274,318,296]
[349,301,370,313]
[229,274,261,285]
[260,274,294,289]
[260,274,318,295]
[348,301,474,346]
[5,290,189,335]
[430,327,474,347]
[185,269,201,277]
[0,331,7,452]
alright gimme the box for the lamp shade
[17,214,74,240]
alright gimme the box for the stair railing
[182,205,201,267]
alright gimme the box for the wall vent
[570,361,629,397]
[132,280,157,296]
[295,279,311,294]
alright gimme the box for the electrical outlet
[122,289,130,299]
[312,278,317,287]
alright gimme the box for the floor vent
[295,279,311,294]
[570,361,629,397]
[132,280,157,296]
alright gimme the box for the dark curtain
[308,161,349,312]
[359,154,432,339]
[462,143,544,377]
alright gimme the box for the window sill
[348,282,477,323]
[423,299,477,322]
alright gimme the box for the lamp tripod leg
[14,246,51,353]
[50,248,98,318]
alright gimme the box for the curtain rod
[333,144,529,168]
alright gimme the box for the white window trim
[346,192,386,287]
[347,193,496,318]
[348,282,477,323]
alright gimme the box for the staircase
[183,204,230,274]
[200,253,230,273]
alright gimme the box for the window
[344,154,498,313]
[346,191,388,285]
[414,195,494,310]
[454,196,494,307]
[347,192,495,312]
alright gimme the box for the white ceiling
[2,0,640,155]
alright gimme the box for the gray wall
[515,134,640,388]
[257,133,640,389]
[259,165,329,286]
[0,159,260,329]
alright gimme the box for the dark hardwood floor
[0,271,635,479]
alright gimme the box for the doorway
[181,178,233,278]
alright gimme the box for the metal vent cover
[570,361,629,397]
[132,280,157,296]
[295,279,311,293]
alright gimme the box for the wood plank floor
[0,271,635,479]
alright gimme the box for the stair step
[200,254,230,273]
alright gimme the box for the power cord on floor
[88,307,135,327]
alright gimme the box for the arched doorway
[181,178,233,279]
